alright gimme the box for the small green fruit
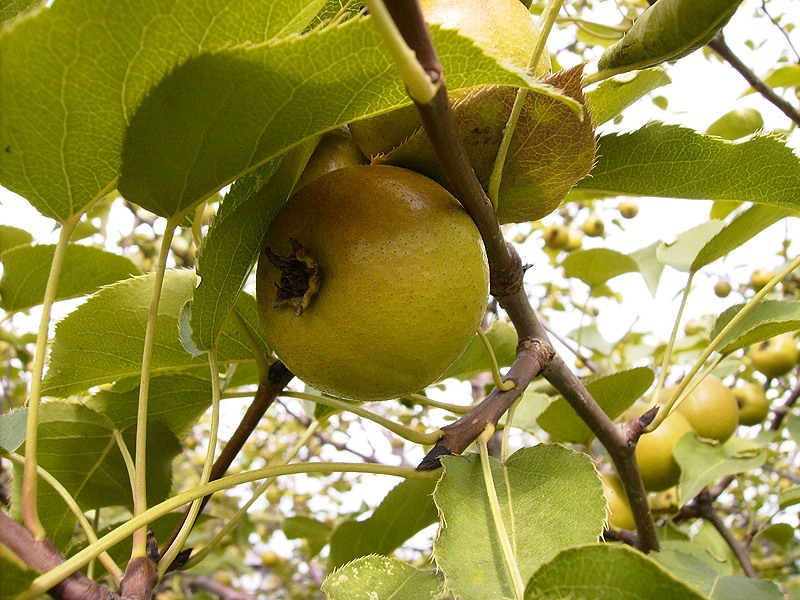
[733,382,770,426]
[714,280,732,298]
[683,319,706,336]
[676,375,738,443]
[565,227,584,251]
[543,224,570,250]
[618,201,639,219]
[635,410,693,491]
[294,127,367,190]
[581,213,604,237]
[602,473,635,531]
[748,333,799,379]
[750,268,776,291]
[257,165,489,401]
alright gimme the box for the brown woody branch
[161,361,293,567]
[387,0,659,553]
[707,32,800,128]
[0,510,118,600]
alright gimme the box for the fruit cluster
[605,330,799,530]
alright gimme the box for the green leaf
[42,270,260,397]
[652,540,733,593]
[0,243,138,312]
[585,67,671,126]
[577,124,800,213]
[11,402,180,549]
[187,140,316,352]
[0,407,27,452]
[707,108,764,140]
[118,20,540,218]
[778,485,800,510]
[709,576,785,600]
[0,0,41,24]
[562,248,640,288]
[710,300,800,355]
[538,367,654,445]
[524,544,707,600]
[322,555,445,600]
[631,241,666,296]
[0,224,33,256]
[283,516,333,559]
[380,66,594,224]
[328,478,439,571]
[691,204,788,271]
[657,221,726,272]
[746,64,800,94]
[85,372,212,435]
[434,446,605,600]
[598,0,745,73]
[674,434,766,501]
[440,320,517,382]
[0,542,40,600]
[0,0,325,221]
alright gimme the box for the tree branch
[707,32,800,128]
[0,510,117,600]
[384,0,659,553]
[694,489,758,577]
[160,361,293,567]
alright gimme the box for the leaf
[631,241,665,296]
[322,555,445,600]
[709,300,800,355]
[283,516,333,559]
[328,478,439,571]
[709,576,785,600]
[0,224,33,255]
[434,446,605,600]
[0,243,138,312]
[0,407,27,452]
[0,0,325,221]
[598,0,745,73]
[380,66,595,224]
[657,221,726,272]
[562,248,640,288]
[691,204,788,270]
[118,21,540,218]
[778,485,800,510]
[674,434,766,501]
[745,64,800,94]
[577,124,800,213]
[707,108,764,140]
[85,372,212,436]
[187,140,316,352]
[538,367,654,445]
[440,320,517,382]
[524,544,707,600]
[42,270,261,397]
[652,540,733,594]
[0,0,42,25]
[0,543,40,600]
[11,402,180,550]
[585,67,671,126]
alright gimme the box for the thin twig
[707,32,800,127]
[382,0,660,553]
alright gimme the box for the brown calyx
[264,238,323,316]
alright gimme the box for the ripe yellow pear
[676,376,739,443]
[257,165,489,401]
[635,409,694,492]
